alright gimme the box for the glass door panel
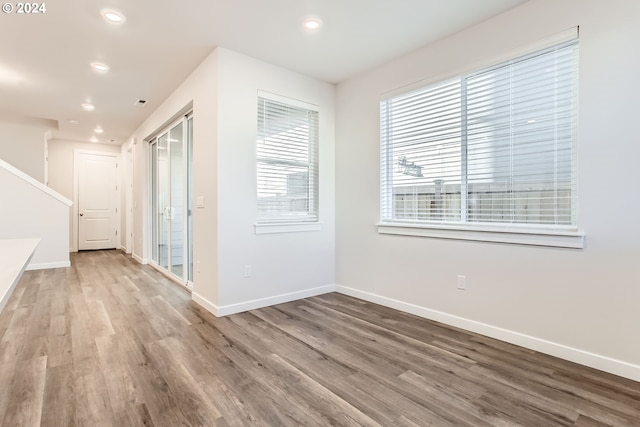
[157,133,170,269]
[169,122,184,278]
[187,116,194,283]
[151,141,158,263]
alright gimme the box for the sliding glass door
[150,114,193,286]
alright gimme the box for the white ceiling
[0,0,527,145]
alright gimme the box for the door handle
[80,213,84,216]
[163,207,174,220]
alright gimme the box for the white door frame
[125,142,134,254]
[73,149,121,252]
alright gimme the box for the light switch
[196,196,205,208]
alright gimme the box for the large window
[381,37,578,232]
[257,94,319,224]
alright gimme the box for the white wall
[214,48,335,312]
[127,49,219,304]
[48,140,122,251]
[0,160,71,269]
[0,122,46,182]
[335,0,640,380]
[127,47,335,314]
[121,143,134,254]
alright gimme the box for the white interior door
[78,152,118,250]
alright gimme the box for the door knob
[80,213,84,216]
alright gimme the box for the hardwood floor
[0,250,638,426]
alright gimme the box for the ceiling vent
[134,99,147,107]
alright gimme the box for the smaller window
[257,94,319,224]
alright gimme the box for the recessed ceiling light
[90,136,99,143]
[0,64,23,85]
[81,103,95,112]
[101,9,126,25]
[303,18,322,31]
[94,126,104,134]
[90,62,110,73]
[68,119,79,125]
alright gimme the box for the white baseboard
[193,284,336,318]
[26,260,71,271]
[335,285,640,382]
[191,292,219,316]
[132,254,148,265]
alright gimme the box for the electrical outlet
[457,275,466,290]
[243,265,252,278]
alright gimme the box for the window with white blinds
[257,95,319,223]
[381,37,578,230]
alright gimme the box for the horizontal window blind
[381,38,578,228]
[257,96,319,223]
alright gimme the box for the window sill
[377,223,585,249]
[255,222,323,234]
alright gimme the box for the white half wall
[0,238,38,312]
[0,159,71,269]
[335,0,640,380]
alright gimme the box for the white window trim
[258,90,318,112]
[254,222,323,234]
[378,222,584,249]
[381,27,579,101]
[377,28,583,249]
[256,90,320,233]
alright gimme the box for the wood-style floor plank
[40,364,76,427]
[0,249,638,426]
[1,355,47,427]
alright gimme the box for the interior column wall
[213,48,336,312]
[127,50,219,305]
